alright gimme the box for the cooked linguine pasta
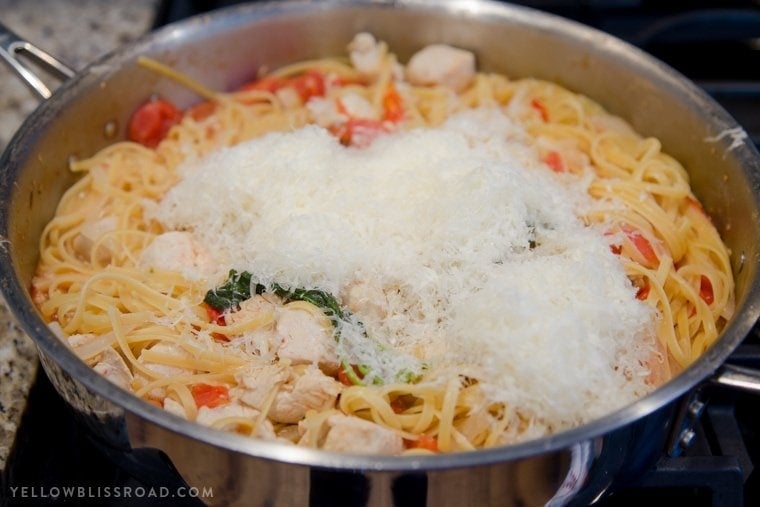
[32,33,734,455]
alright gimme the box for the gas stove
[2,1,760,506]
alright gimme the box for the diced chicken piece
[138,342,195,378]
[195,402,277,439]
[268,368,342,424]
[455,409,492,444]
[406,44,476,92]
[196,402,259,427]
[348,32,385,79]
[338,93,377,120]
[343,280,388,320]
[275,87,302,108]
[67,332,96,348]
[229,326,279,361]
[72,216,118,262]
[65,332,108,365]
[93,347,133,391]
[224,295,277,327]
[236,363,290,410]
[322,415,404,454]
[163,397,188,418]
[644,336,672,387]
[138,231,216,281]
[308,92,377,127]
[276,307,340,373]
[31,273,54,306]
[307,97,343,127]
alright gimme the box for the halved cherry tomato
[203,303,226,326]
[543,150,565,172]
[292,70,326,102]
[383,85,404,123]
[332,75,365,87]
[530,98,549,122]
[621,224,659,268]
[203,303,229,342]
[405,434,439,452]
[191,383,230,408]
[127,98,182,148]
[635,282,650,301]
[700,275,714,305]
[186,100,217,122]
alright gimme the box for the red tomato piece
[530,98,549,122]
[186,100,217,122]
[331,75,365,87]
[543,151,565,172]
[292,70,326,102]
[127,98,182,148]
[203,303,226,326]
[383,85,404,123]
[337,368,352,386]
[191,383,230,409]
[700,275,714,305]
[635,282,650,301]
[405,434,439,452]
[621,224,659,268]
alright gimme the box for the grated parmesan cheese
[153,108,656,434]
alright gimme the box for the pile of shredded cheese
[154,108,655,430]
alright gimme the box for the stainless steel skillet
[1,1,759,505]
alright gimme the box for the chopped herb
[271,284,344,321]
[206,271,422,385]
[204,270,259,311]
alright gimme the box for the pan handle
[712,363,760,394]
[0,21,75,100]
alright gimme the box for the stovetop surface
[3,1,760,505]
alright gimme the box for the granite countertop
[0,0,158,472]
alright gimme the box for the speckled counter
[0,0,157,472]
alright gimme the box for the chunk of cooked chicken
[67,332,96,349]
[268,367,342,424]
[338,93,377,120]
[138,231,216,280]
[72,216,118,262]
[134,342,195,399]
[224,295,277,327]
[196,402,259,426]
[195,402,277,439]
[276,307,340,373]
[93,347,133,390]
[322,415,404,454]
[348,32,385,79]
[138,342,195,378]
[235,363,290,410]
[406,44,475,92]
